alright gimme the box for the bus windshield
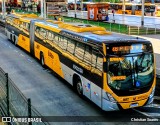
[107,43,154,94]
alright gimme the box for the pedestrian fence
[0,67,49,125]
[128,25,160,35]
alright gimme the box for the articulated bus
[5,14,156,111]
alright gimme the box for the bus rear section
[102,41,156,111]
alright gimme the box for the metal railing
[0,67,49,125]
[128,24,160,35]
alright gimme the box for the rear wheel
[10,34,12,42]
[40,53,45,67]
[13,36,16,45]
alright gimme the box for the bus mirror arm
[103,62,108,72]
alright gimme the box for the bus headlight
[149,87,155,98]
[106,93,117,102]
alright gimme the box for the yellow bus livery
[5,13,156,111]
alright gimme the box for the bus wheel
[40,53,45,67]
[10,34,12,42]
[13,36,16,45]
[76,80,83,97]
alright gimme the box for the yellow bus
[155,4,160,17]
[134,3,156,16]
[5,14,156,111]
[110,3,158,16]
[116,3,132,15]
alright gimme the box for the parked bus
[5,14,156,111]
[155,4,160,17]
[116,3,132,15]
[110,3,159,17]
[134,3,155,16]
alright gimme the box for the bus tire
[40,52,45,67]
[73,76,83,97]
[10,34,12,42]
[76,80,83,96]
[13,36,16,45]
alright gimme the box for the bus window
[58,36,66,49]
[47,31,53,41]
[126,5,132,10]
[35,26,40,38]
[6,17,12,25]
[13,18,19,27]
[7,17,13,25]
[75,42,85,60]
[118,5,122,9]
[97,54,103,71]
[67,40,76,54]
[39,28,47,39]
[54,34,59,44]
[61,37,68,50]
[84,46,92,64]
[19,21,23,30]
[22,22,30,32]
[92,50,97,68]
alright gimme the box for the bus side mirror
[103,62,108,72]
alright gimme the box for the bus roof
[35,21,149,44]
[7,14,149,45]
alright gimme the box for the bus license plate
[130,103,138,108]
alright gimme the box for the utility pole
[141,0,145,26]
[44,0,46,19]
[122,0,125,14]
[2,0,6,19]
[40,0,44,18]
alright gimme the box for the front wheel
[76,80,83,97]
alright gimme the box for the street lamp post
[44,0,46,19]
[81,0,83,11]
[141,0,145,26]
[74,0,77,18]
[2,0,6,19]
[40,0,44,18]
[122,0,125,14]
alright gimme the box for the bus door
[29,20,36,55]
[90,49,103,107]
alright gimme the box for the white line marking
[27,59,33,62]
[133,109,154,118]
[20,54,24,57]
